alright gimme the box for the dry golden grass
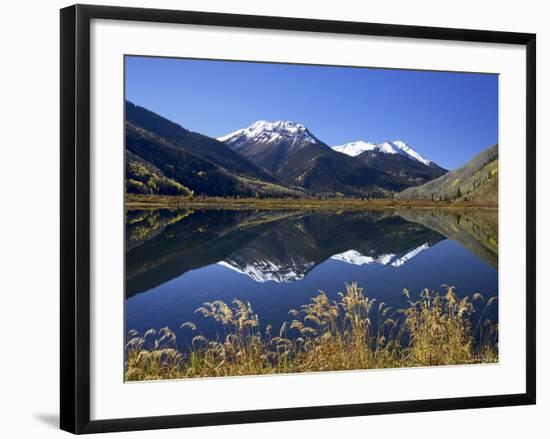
[125,283,498,381]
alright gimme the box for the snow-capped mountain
[218,120,446,195]
[218,259,315,283]
[331,141,378,157]
[218,120,325,175]
[390,243,430,267]
[332,140,432,166]
[331,243,430,268]
[217,242,431,283]
[218,120,319,151]
[331,250,396,266]
[392,140,431,166]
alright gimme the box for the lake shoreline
[125,194,498,212]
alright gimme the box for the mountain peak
[378,141,401,154]
[391,140,432,166]
[255,119,307,129]
[331,243,430,268]
[217,120,324,174]
[332,139,432,166]
[218,120,315,145]
[332,140,377,157]
[218,259,315,283]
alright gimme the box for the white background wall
[0,0,546,437]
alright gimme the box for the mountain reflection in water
[126,209,482,296]
[125,208,498,349]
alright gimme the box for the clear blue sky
[125,56,498,170]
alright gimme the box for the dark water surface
[125,208,498,351]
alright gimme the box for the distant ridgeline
[124,100,493,201]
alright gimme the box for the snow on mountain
[216,242,430,283]
[219,121,434,168]
[331,243,430,268]
[330,250,396,266]
[389,243,430,267]
[332,139,432,166]
[218,259,315,283]
[392,140,432,166]
[218,120,318,149]
[331,141,378,157]
[219,120,434,166]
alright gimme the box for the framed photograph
[60,4,536,434]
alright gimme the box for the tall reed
[125,283,498,381]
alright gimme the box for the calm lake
[125,208,498,351]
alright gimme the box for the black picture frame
[60,4,536,434]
